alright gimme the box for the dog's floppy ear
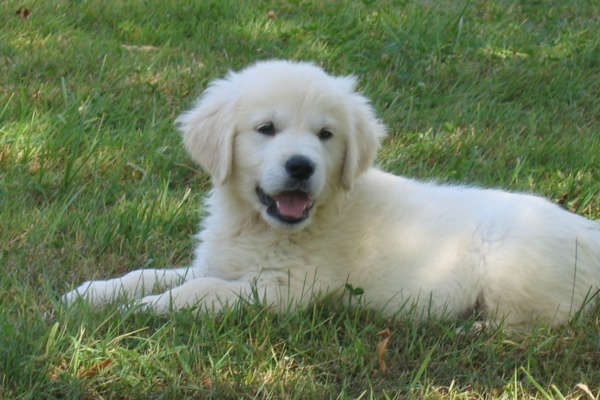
[340,77,387,190]
[175,76,237,186]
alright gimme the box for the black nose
[285,155,315,180]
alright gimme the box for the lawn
[1,0,600,398]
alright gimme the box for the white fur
[63,60,600,330]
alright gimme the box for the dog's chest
[199,227,363,282]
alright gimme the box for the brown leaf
[575,383,597,400]
[48,359,68,381]
[16,7,31,19]
[77,358,113,378]
[375,328,391,373]
[120,44,159,52]
[202,375,215,389]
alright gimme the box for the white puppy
[64,60,600,330]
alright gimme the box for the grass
[1,0,600,398]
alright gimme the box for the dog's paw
[137,292,201,314]
[61,281,93,305]
[61,280,114,306]
[137,294,169,314]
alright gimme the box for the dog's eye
[256,121,276,136]
[317,128,333,141]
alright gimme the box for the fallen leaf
[48,359,68,381]
[16,7,31,19]
[202,375,214,389]
[575,383,596,400]
[375,328,391,373]
[77,358,113,378]
[121,44,159,52]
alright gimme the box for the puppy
[64,60,600,330]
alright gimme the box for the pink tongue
[272,191,312,218]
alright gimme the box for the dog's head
[176,60,386,229]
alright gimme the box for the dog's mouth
[256,186,315,224]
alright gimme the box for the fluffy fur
[63,60,600,330]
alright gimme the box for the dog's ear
[340,77,387,190]
[175,77,237,186]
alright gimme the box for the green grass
[1,0,600,398]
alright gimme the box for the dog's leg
[62,267,192,306]
[137,277,290,314]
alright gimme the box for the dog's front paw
[62,281,93,305]
[138,294,171,314]
[61,280,114,306]
[138,292,203,314]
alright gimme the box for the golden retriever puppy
[64,60,600,330]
